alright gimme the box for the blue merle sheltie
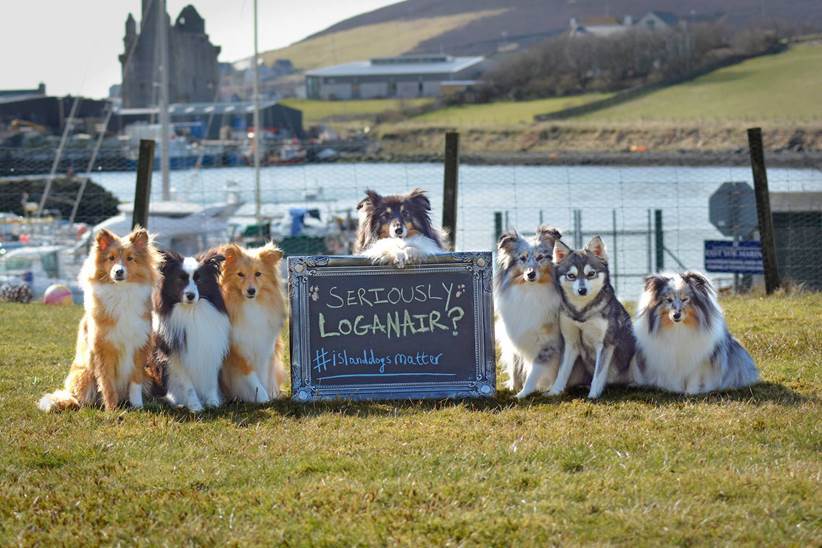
[147,250,230,411]
[354,188,447,267]
[633,271,759,394]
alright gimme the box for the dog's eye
[126,256,133,262]
[587,271,597,278]
[566,273,576,280]
[681,297,689,303]
[666,297,673,303]
[179,274,187,281]
[238,272,245,278]
[193,273,200,282]
[402,210,410,218]
[255,272,261,277]
[535,255,544,261]
[519,256,527,262]
[108,255,115,261]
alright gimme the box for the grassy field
[582,43,822,124]
[281,98,433,125]
[405,93,613,128]
[259,11,503,72]
[1,294,820,544]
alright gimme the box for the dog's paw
[394,250,408,269]
[515,389,533,400]
[545,388,563,397]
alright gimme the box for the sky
[0,0,399,99]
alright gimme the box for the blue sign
[704,240,764,274]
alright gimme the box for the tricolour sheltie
[38,227,160,412]
[148,250,230,411]
[495,226,589,398]
[633,271,759,394]
[354,188,446,267]
[217,243,287,403]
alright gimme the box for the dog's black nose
[578,287,587,296]
[114,268,125,279]
[246,287,256,296]
[185,292,196,301]
[673,312,682,321]
[394,226,403,235]
[526,271,536,281]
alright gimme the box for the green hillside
[582,43,822,123]
[408,93,613,128]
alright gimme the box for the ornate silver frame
[288,253,496,402]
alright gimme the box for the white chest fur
[496,283,561,361]
[232,300,283,381]
[164,300,231,393]
[87,282,152,392]
[635,318,725,392]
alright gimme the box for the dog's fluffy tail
[722,336,759,389]
[271,338,287,397]
[37,389,80,413]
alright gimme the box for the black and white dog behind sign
[548,236,635,399]
[354,188,446,268]
[147,250,230,412]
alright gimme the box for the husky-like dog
[548,236,635,399]
[495,226,589,398]
[633,271,759,394]
[354,188,446,268]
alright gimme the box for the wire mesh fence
[1,146,821,301]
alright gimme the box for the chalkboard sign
[288,253,496,401]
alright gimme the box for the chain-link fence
[1,145,821,300]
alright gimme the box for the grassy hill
[405,93,613,128]
[259,10,503,71]
[581,43,822,123]
[1,294,820,544]
[281,98,433,125]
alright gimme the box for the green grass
[281,98,434,125]
[259,11,504,72]
[1,295,820,544]
[407,93,613,128]
[583,43,822,123]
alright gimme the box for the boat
[0,244,83,302]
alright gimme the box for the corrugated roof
[115,100,289,116]
[306,56,484,78]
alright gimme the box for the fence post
[494,212,503,242]
[654,209,664,271]
[442,131,459,250]
[747,127,780,294]
[133,139,155,230]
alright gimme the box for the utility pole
[253,0,262,222]
[158,0,171,200]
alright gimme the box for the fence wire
[1,146,820,301]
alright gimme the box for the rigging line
[69,103,114,225]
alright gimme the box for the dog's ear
[258,242,283,267]
[497,230,519,253]
[644,274,669,296]
[586,235,608,261]
[129,226,150,251]
[553,239,571,263]
[95,229,117,252]
[357,190,382,211]
[682,270,713,295]
[406,188,431,211]
[197,249,225,271]
[536,225,561,248]
[222,244,242,267]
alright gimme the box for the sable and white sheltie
[38,227,160,412]
[217,243,287,403]
[354,188,446,267]
[495,226,588,397]
[633,271,759,394]
[147,250,230,412]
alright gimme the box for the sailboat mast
[158,0,171,200]
[253,0,262,221]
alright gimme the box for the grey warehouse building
[305,55,484,100]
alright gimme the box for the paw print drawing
[309,285,320,302]
[455,283,466,298]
